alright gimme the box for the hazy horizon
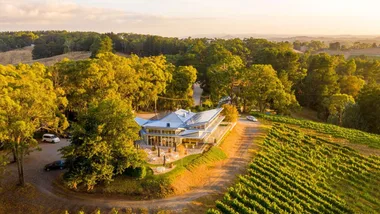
[2,0,380,37]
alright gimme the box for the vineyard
[252,113,380,149]
[208,124,380,214]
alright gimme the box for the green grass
[209,124,380,214]
[99,146,227,199]
[253,112,380,149]
[186,147,227,171]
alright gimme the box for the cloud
[0,0,224,36]
[1,0,380,37]
[0,0,166,28]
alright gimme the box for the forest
[1,30,380,190]
[1,31,380,133]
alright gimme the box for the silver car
[246,116,258,122]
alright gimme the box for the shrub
[124,166,147,179]
[221,104,238,122]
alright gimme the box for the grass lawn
[97,146,228,199]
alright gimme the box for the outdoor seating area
[144,148,181,165]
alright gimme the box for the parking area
[2,139,70,193]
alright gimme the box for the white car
[42,134,60,143]
[246,116,258,122]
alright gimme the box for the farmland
[209,123,380,214]
[252,113,380,149]
[0,46,129,66]
[315,48,380,59]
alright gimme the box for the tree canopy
[0,63,68,186]
[60,98,146,190]
[241,65,299,114]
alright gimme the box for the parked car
[44,160,66,171]
[42,134,60,143]
[246,116,258,122]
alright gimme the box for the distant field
[0,47,129,66]
[315,48,380,59]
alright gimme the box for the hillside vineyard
[209,124,380,214]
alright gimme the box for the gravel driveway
[4,139,69,194]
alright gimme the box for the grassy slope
[0,47,128,66]
[210,124,380,214]
[99,147,228,199]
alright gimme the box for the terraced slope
[209,124,380,214]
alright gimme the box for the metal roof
[136,108,223,129]
[186,108,223,126]
[135,117,150,126]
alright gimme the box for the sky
[1,0,380,37]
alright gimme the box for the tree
[90,36,113,58]
[356,84,380,134]
[241,65,299,114]
[50,57,119,113]
[207,55,244,102]
[336,59,356,76]
[0,63,68,186]
[200,43,233,93]
[339,75,365,98]
[0,153,7,189]
[329,42,341,50]
[342,103,366,130]
[298,54,340,112]
[221,104,238,122]
[60,99,146,190]
[254,47,305,84]
[324,94,355,126]
[51,53,173,113]
[129,55,173,110]
[160,66,197,109]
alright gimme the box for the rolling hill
[0,47,130,66]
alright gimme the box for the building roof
[186,108,223,126]
[135,108,223,129]
[134,117,150,126]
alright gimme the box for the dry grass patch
[0,46,33,65]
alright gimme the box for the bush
[221,104,238,122]
[124,166,147,179]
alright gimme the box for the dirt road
[1,118,261,213]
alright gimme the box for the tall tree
[0,63,68,186]
[254,47,305,84]
[130,55,173,110]
[339,75,365,98]
[241,64,299,114]
[160,66,197,109]
[298,54,340,112]
[60,99,146,191]
[323,94,355,126]
[357,84,380,134]
[207,55,244,102]
[90,36,113,58]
